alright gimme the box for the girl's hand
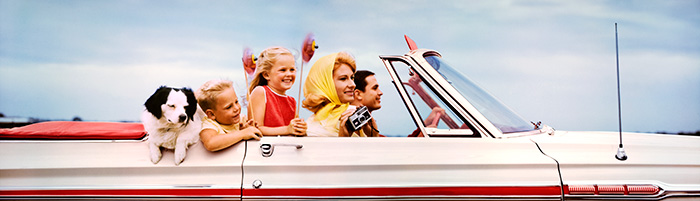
[288,118,307,136]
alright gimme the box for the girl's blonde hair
[248,46,294,93]
[302,51,356,113]
[196,79,234,111]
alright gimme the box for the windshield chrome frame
[380,53,481,138]
[406,50,496,138]
[402,49,542,138]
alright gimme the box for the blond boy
[196,80,261,151]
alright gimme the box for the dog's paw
[174,148,186,165]
[150,151,162,164]
[149,145,163,164]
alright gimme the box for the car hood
[529,131,700,186]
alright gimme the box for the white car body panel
[531,131,700,200]
[243,137,560,185]
[242,137,561,200]
[532,131,700,185]
[0,140,245,199]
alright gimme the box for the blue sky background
[1,0,698,135]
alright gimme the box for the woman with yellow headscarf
[302,52,366,137]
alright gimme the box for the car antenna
[614,23,628,161]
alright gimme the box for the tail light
[567,184,660,195]
[598,185,625,195]
[627,185,660,195]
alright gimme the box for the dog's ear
[182,87,198,122]
[144,86,170,118]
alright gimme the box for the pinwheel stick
[242,48,257,120]
[296,62,305,117]
[245,72,254,119]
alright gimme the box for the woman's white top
[306,105,366,137]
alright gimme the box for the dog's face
[145,86,197,126]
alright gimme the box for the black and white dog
[141,86,202,165]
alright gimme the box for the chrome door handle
[260,143,303,157]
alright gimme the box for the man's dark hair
[354,70,375,92]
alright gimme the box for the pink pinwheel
[242,47,257,78]
[301,33,318,63]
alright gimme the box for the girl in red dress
[248,47,307,136]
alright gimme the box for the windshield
[424,55,534,133]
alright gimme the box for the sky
[1,0,698,136]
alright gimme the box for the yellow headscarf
[303,53,349,131]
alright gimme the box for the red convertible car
[1,43,699,200]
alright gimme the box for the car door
[240,53,562,200]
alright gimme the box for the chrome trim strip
[498,129,548,139]
[0,196,241,201]
[0,187,243,200]
[0,185,238,190]
[240,183,565,189]
[242,195,562,200]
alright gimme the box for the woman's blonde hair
[302,51,356,113]
[248,46,294,93]
[196,79,234,111]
